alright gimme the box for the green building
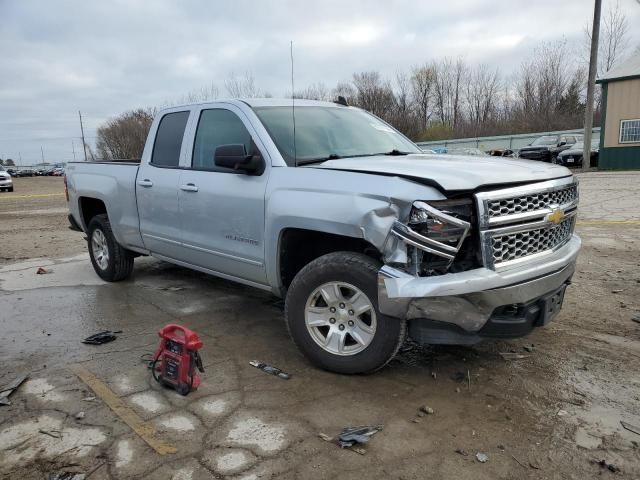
[597,50,640,169]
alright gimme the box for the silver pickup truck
[66,99,580,374]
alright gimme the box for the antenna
[79,110,88,162]
[290,40,297,167]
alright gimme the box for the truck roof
[164,98,348,111]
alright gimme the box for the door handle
[180,183,199,192]
[137,179,153,188]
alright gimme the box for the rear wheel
[87,214,134,281]
[285,252,405,374]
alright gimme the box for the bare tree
[225,72,262,97]
[465,64,500,135]
[585,0,629,74]
[96,109,155,160]
[331,82,357,104]
[295,82,331,101]
[410,63,435,129]
[433,58,468,128]
[351,71,396,118]
[182,83,220,103]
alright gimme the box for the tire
[8,187,13,192]
[285,252,406,374]
[87,214,134,281]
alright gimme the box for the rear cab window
[151,111,190,167]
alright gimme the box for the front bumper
[0,179,12,187]
[378,234,580,338]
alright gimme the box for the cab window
[192,109,252,172]
[151,111,190,167]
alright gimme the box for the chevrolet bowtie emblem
[547,208,565,225]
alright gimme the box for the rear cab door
[136,107,192,259]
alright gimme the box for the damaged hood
[308,154,572,192]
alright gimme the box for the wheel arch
[275,227,382,295]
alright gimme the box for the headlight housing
[391,200,471,263]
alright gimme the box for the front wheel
[87,214,134,282]
[285,252,405,374]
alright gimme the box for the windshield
[531,135,558,146]
[253,106,421,166]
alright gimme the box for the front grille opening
[487,184,578,219]
[491,216,575,264]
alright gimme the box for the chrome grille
[491,217,575,264]
[476,177,579,269]
[487,183,578,219]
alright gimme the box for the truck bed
[66,161,144,251]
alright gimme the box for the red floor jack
[152,324,204,395]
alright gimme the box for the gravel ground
[0,172,639,479]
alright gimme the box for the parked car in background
[6,168,17,176]
[51,167,65,176]
[555,139,599,167]
[15,168,35,177]
[488,148,516,158]
[518,134,583,163]
[0,166,14,192]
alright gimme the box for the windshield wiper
[382,149,411,156]
[297,154,342,166]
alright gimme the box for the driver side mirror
[214,144,265,175]
[558,141,566,146]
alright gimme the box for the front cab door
[178,105,269,286]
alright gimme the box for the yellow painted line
[71,365,177,455]
[0,193,65,200]
[577,220,640,225]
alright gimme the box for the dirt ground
[0,173,639,479]
[0,177,86,264]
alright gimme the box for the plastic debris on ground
[249,360,290,379]
[338,425,383,448]
[82,330,122,345]
[0,373,29,406]
[592,459,621,473]
[499,352,530,360]
[620,421,640,436]
[36,267,52,274]
[476,452,489,463]
[48,473,86,480]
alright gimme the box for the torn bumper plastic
[378,234,581,333]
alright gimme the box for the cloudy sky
[1,0,639,164]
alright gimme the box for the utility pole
[41,146,45,163]
[72,139,77,161]
[583,0,601,171]
[79,110,88,161]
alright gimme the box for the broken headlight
[391,200,472,263]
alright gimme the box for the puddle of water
[0,258,105,291]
